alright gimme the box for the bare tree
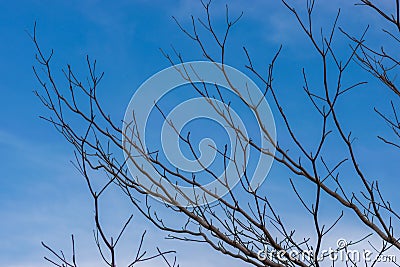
[30,24,178,267]
[346,0,400,150]
[32,0,400,266]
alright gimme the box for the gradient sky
[1,1,399,266]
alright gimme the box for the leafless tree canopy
[32,0,400,266]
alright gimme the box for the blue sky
[1,0,399,266]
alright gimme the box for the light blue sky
[1,0,399,266]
